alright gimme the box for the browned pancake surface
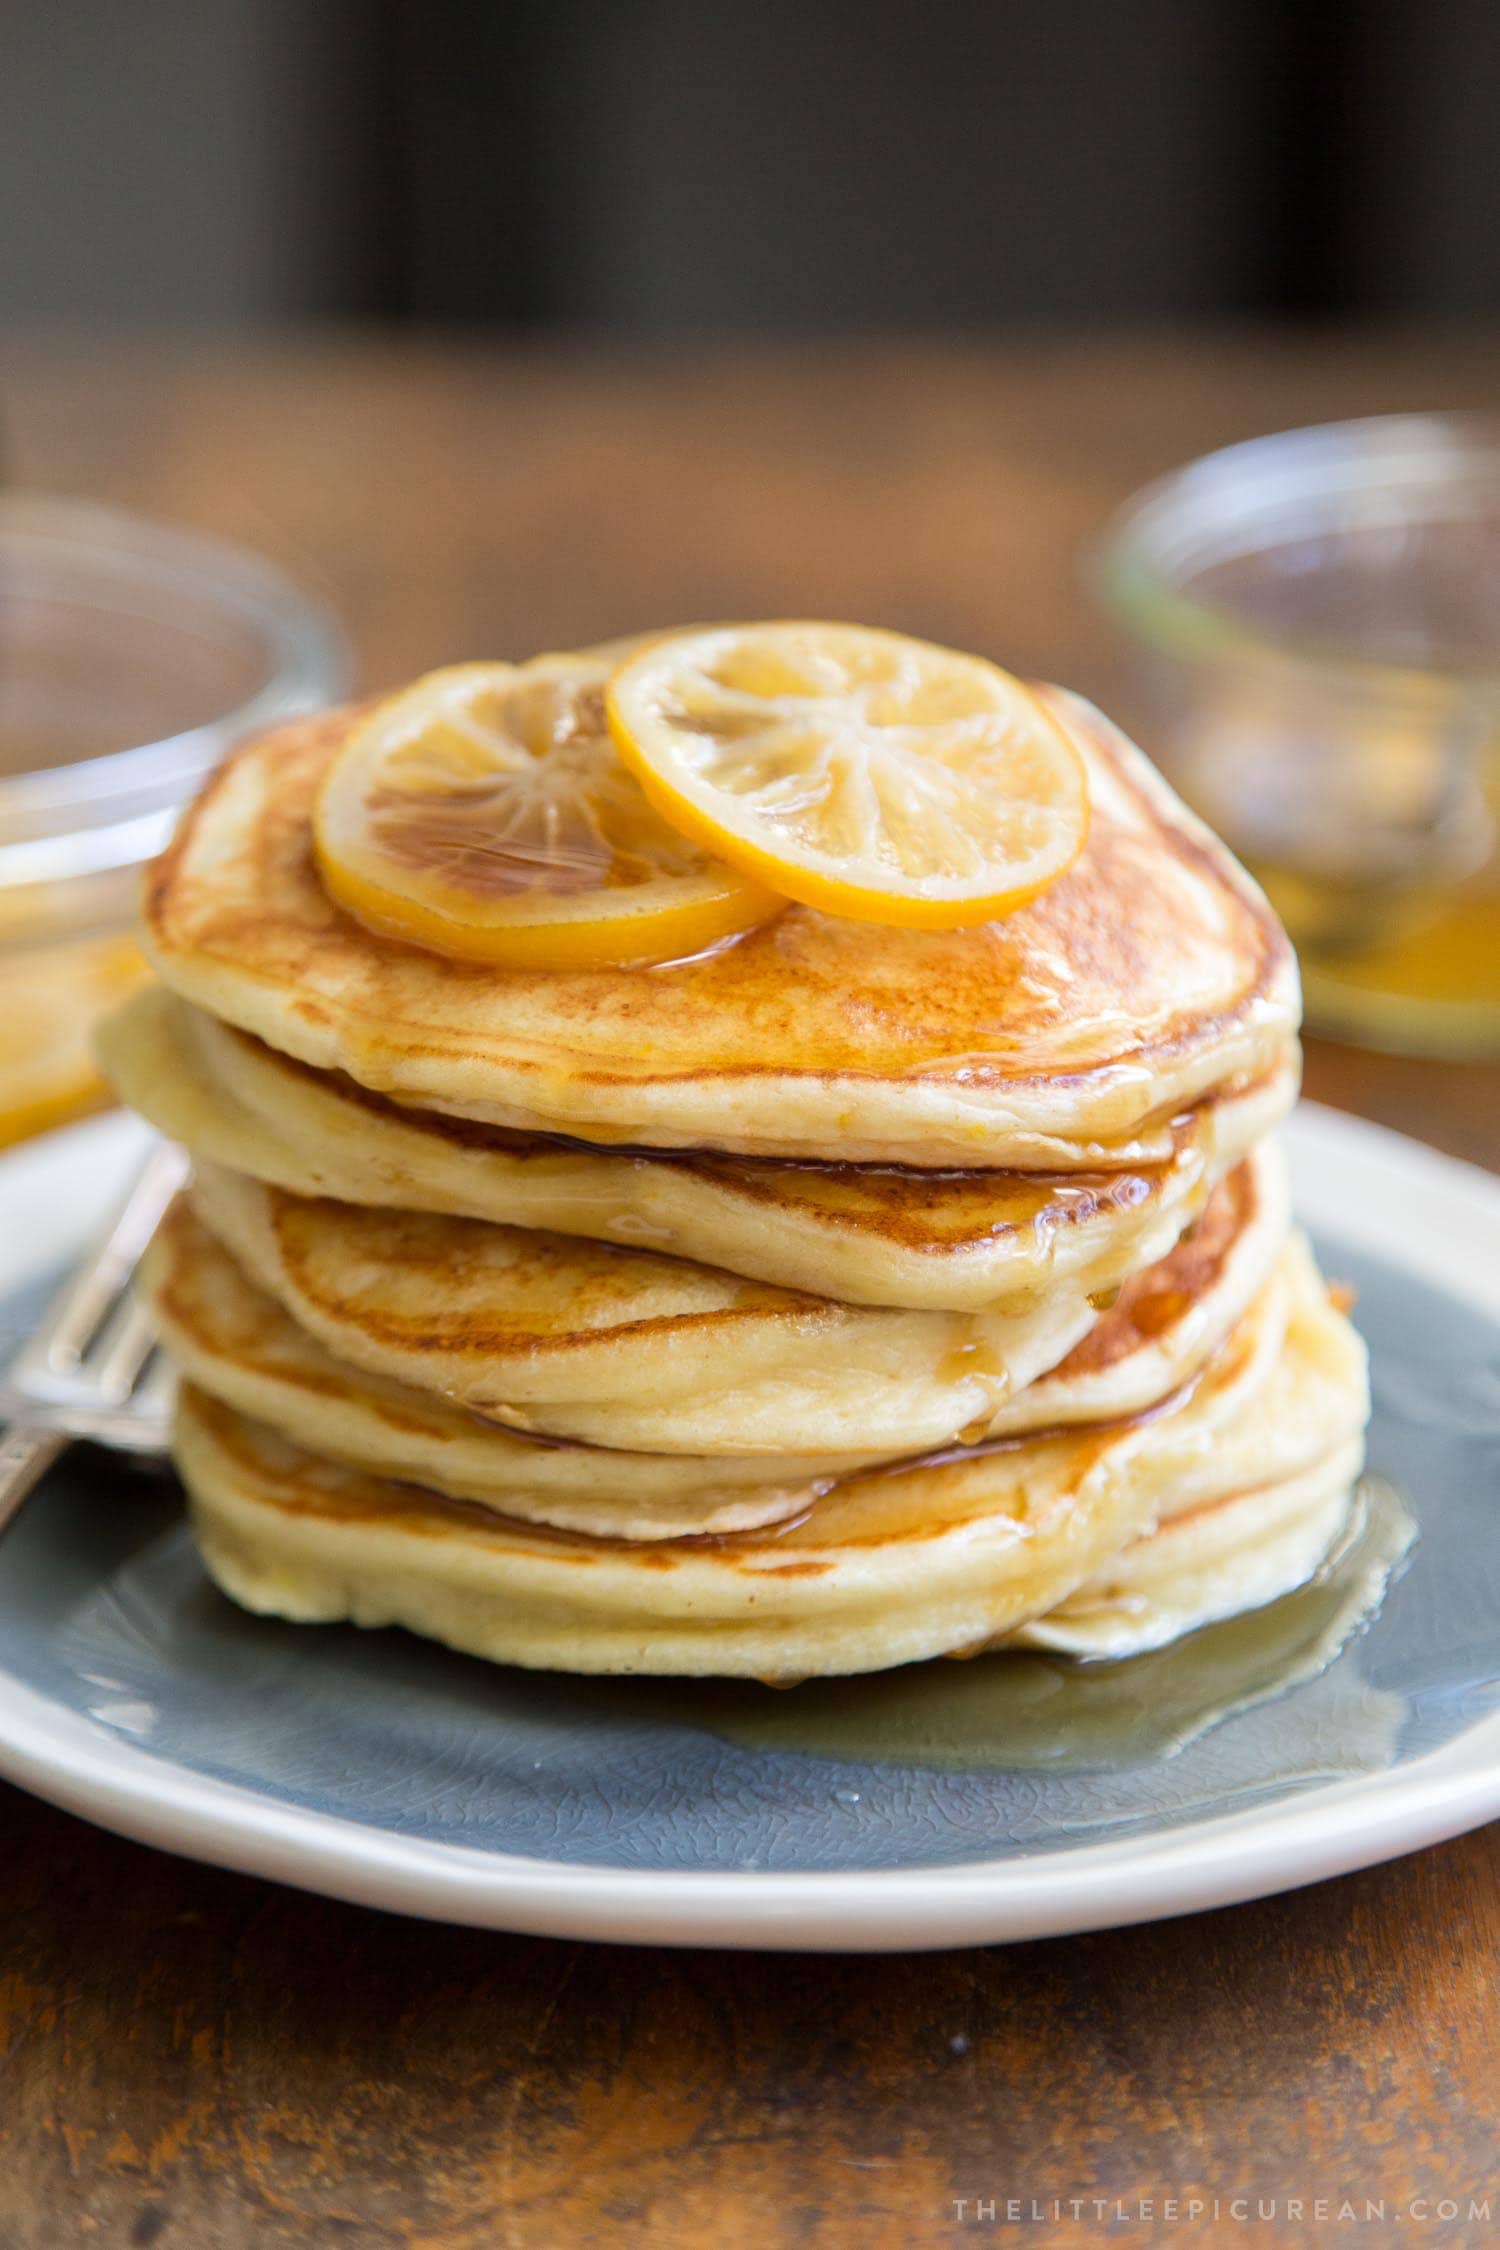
[143,688,1297,1163]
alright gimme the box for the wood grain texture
[2,330,1498,2248]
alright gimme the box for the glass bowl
[1096,414,1500,1057]
[0,496,350,1143]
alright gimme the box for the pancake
[969,1139,1288,1435]
[1007,1231,1369,1658]
[184,1159,1101,1457]
[102,985,1295,1312]
[1004,1444,1366,1659]
[142,1199,842,1537]
[173,1235,1368,1679]
[143,1160,1285,1533]
[141,686,1298,1169]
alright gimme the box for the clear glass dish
[0,496,350,1142]
[1096,414,1500,1057]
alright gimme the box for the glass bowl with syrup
[0,496,349,1144]
[1097,414,1500,1057]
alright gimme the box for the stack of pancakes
[101,679,1369,1680]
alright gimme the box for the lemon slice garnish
[606,622,1090,928]
[314,655,781,969]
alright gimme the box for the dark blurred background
[3,0,1498,331]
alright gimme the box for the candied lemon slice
[314,655,781,969]
[0,933,149,1150]
[606,622,1090,927]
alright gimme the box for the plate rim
[0,1100,1496,1951]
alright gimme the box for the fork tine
[136,1348,178,1425]
[88,1291,164,1405]
[10,1140,186,1391]
[0,1426,68,1540]
[0,1141,186,1521]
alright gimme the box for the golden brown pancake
[980,1141,1288,1434]
[173,1235,1367,1678]
[141,687,1298,1168]
[183,1159,1102,1457]
[114,625,1361,1686]
[141,1199,837,1537]
[143,1160,1286,1534]
[1004,1442,1366,1658]
[102,984,1295,1312]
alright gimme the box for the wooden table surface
[3,331,1498,2248]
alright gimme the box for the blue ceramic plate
[0,1105,1495,1951]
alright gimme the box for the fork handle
[0,1424,67,1539]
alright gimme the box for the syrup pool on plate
[558,1479,1415,1777]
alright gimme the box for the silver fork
[0,1140,187,1537]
